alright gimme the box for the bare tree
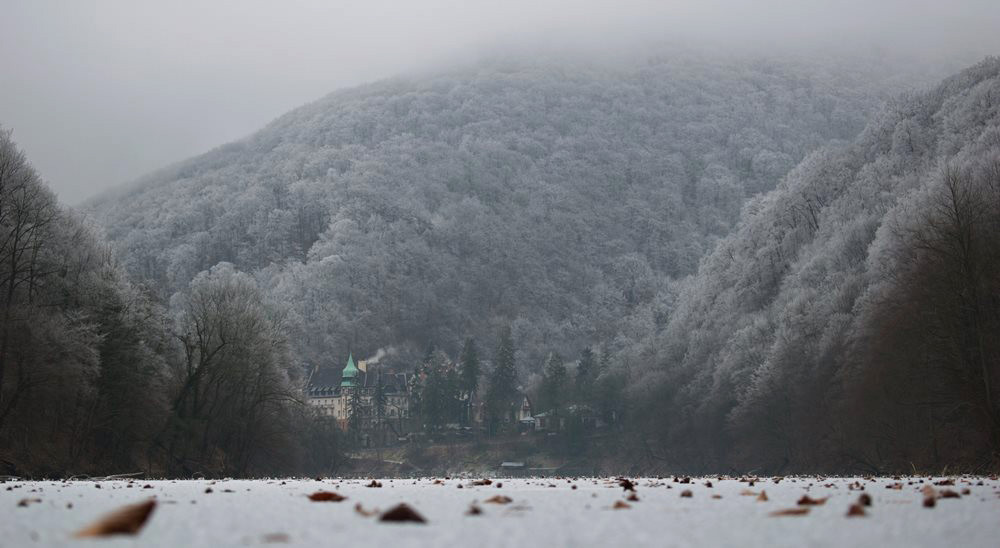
[160,263,301,476]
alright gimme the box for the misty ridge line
[82,42,963,243]
[6,0,1000,203]
[80,44,967,212]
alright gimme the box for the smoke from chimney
[364,347,397,366]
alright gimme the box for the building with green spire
[304,352,413,438]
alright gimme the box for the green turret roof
[341,353,360,387]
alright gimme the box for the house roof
[307,363,409,396]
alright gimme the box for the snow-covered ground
[4,476,999,547]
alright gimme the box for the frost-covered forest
[90,54,920,366]
[0,128,319,476]
[1,50,998,477]
[634,58,1000,472]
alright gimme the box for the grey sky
[2,0,999,205]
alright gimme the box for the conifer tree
[575,347,597,405]
[485,326,518,434]
[459,337,480,398]
[540,352,567,414]
[372,370,386,444]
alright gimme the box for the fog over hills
[5,0,1000,205]
[89,52,922,370]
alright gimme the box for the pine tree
[420,361,446,431]
[575,347,597,405]
[372,370,387,444]
[540,352,567,414]
[420,351,461,431]
[594,345,623,427]
[459,337,480,425]
[485,326,518,435]
[459,337,480,397]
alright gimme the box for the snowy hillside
[89,53,912,365]
[633,57,1000,473]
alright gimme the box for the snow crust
[4,476,999,547]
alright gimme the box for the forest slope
[91,53,912,366]
[636,57,1000,473]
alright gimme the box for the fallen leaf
[846,504,867,517]
[17,498,42,507]
[770,507,810,517]
[613,500,631,509]
[680,489,693,498]
[366,480,383,488]
[619,478,636,492]
[74,500,156,537]
[484,495,513,504]
[756,491,769,502]
[626,492,639,502]
[857,493,872,507]
[308,491,346,502]
[262,533,290,544]
[472,479,492,486]
[379,503,426,523]
[796,495,827,506]
[466,504,483,516]
[354,503,378,516]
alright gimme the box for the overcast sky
[2,1,999,204]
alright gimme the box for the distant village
[305,336,621,448]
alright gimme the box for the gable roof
[307,364,409,396]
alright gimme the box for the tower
[341,353,360,387]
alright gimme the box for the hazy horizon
[2,0,999,204]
